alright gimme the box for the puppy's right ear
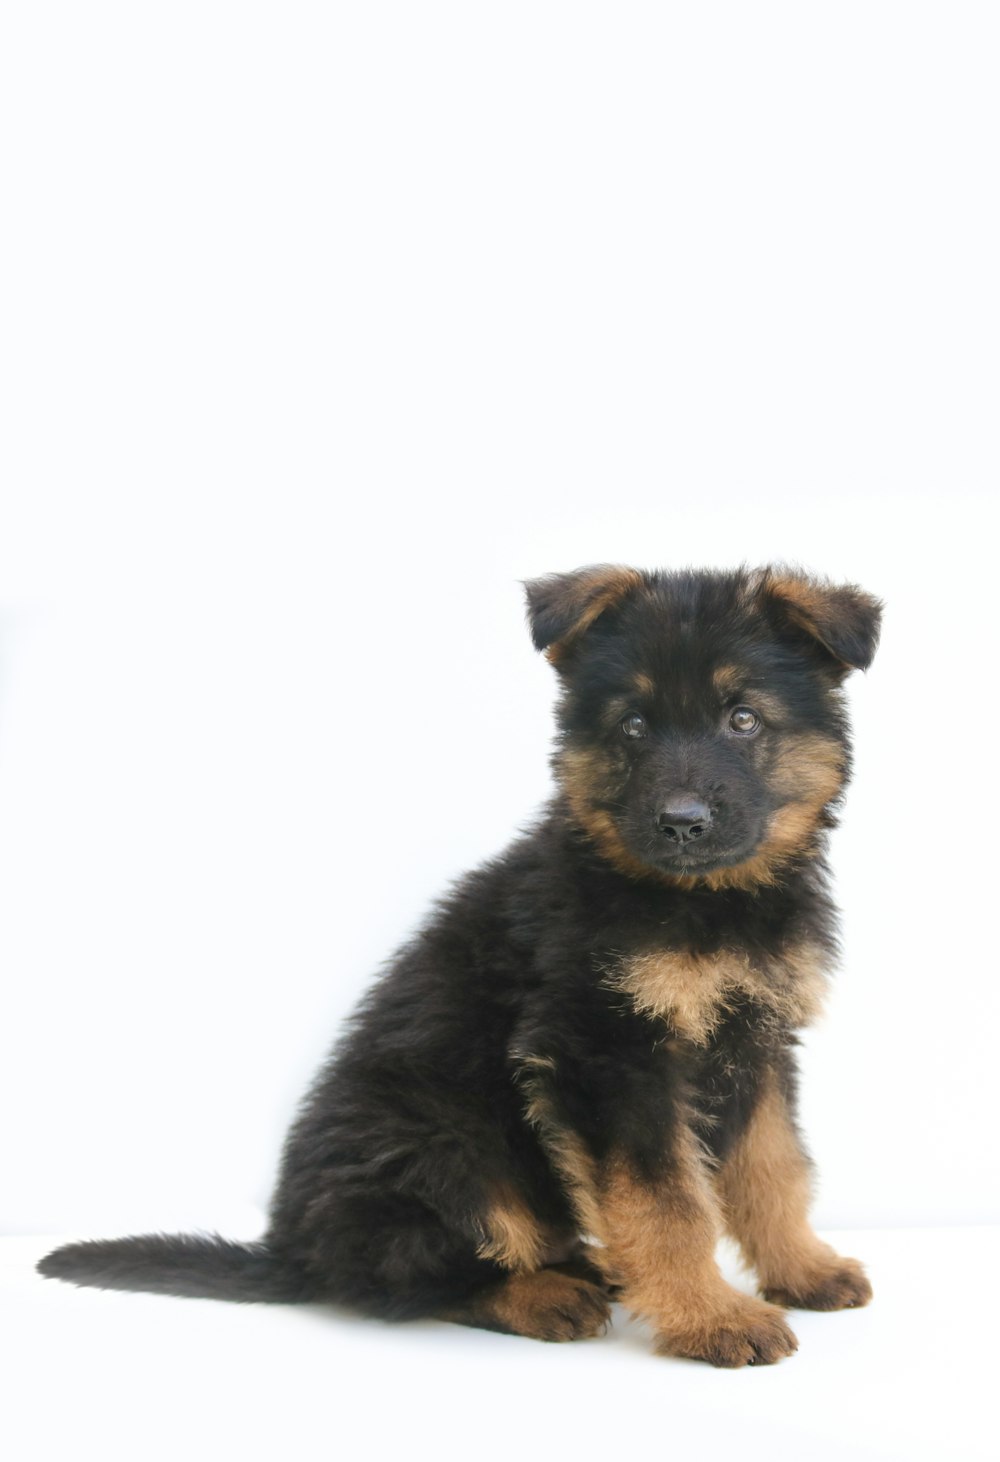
[523,564,643,666]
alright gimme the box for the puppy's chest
[600,938,828,1046]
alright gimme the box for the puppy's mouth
[588,798,766,878]
[648,844,760,875]
[629,814,767,877]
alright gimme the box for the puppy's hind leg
[438,1185,611,1341]
[439,1267,611,1342]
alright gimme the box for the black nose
[657,795,712,843]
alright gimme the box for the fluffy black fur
[39,564,881,1363]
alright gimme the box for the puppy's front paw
[763,1256,872,1311]
[655,1295,799,1368]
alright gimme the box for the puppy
[39,564,881,1367]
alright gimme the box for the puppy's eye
[729,706,761,735]
[621,713,648,740]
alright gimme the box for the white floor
[4,1227,995,1462]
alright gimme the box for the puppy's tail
[36,1232,316,1303]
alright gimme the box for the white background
[1,3,998,1458]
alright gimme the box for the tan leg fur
[715,1069,872,1311]
[522,1072,798,1365]
[441,1267,611,1341]
[590,1125,799,1366]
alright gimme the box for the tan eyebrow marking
[712,664,744,698]
[632,672,655,697]
[712,669,788,725]
[601,696,635,727]
[740,689,787,723]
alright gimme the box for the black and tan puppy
[39,564,881,1367]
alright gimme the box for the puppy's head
[525,564,882,890]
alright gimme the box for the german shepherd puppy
[39,564,881,1367]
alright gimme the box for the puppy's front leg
[523,1056,797,1366]
[593,1121,799,1366]
[715,1065,872,1311]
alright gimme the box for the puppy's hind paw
[443,1268,612,1342]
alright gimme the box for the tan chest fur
[602,941,829,1046]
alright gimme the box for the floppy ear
[760,569,883,673]
[523,564,644,665]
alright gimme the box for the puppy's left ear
[760,569,883,674]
